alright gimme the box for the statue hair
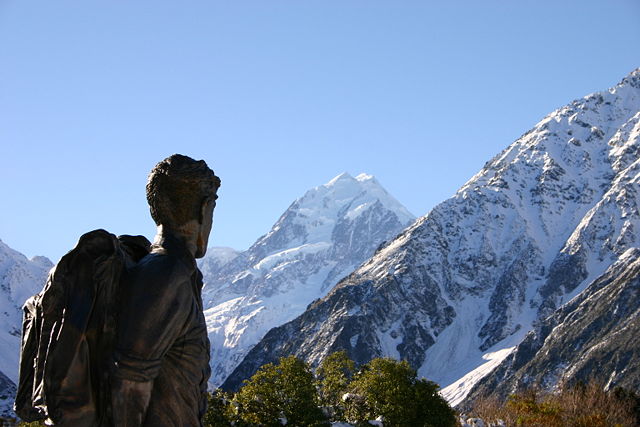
[146,154,221,227]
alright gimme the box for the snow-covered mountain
[222,68,640,399]
[0,239,52,417]
[464,247,640,406]
[199,247,240,279]
[200,172,415,387]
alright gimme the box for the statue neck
[154,223,199,258]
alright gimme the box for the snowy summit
[199,172,415,387]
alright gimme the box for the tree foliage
[414,377,459,427]
[233,355,327,426]
[204,389,237,427]
[316,350,355,420]
[200,353,458,426]
[345,357,456,427]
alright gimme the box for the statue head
[146,154,221,258]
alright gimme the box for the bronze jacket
[110,234,211,426]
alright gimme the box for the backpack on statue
[14,229,150,426]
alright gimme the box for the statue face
[195,195,217,258]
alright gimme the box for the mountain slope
[0,239,52,417]
[200,172,415,387]
[463,247,640,405]
[222,69,640,396]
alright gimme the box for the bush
[204,389,238,426]
[345,357,456,427]
[316,350,355,421]
[234,355,328,426]
[16,420,45,426]
[506,389,563,426]
[414,378,459,427]
[469,381,639,427]
[15,419,45,427]
[612,386,640,425]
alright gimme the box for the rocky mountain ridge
[222,68,640,401]
[463,247,640,406]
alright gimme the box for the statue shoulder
[128,251,195,292]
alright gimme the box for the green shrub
[16,420,45,426]
[345,357,456,427]
[204,389,238,426]
[316,350,355,421]
[234,355,328,426]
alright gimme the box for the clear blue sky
[1,1,639,262]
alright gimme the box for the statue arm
[110,263,192,425]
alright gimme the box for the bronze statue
[15,154,219,426]
[110,154,220,426]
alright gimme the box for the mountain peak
[327,171,377,185]
[296,172,413,228]
[355,172,375,182]
[618,67,640,89]
[325,172,355,186]
[201,172,415,387]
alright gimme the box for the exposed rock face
[464,248,640,405]
[0,239,52,417]
[0,370,17,419]
[200,173,415,387]
[223,69,640,398]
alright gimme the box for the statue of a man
[110,154,220,426]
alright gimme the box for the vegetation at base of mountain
[205,352,456,426]
[317,350,355,421]
[13,374,637,426]
[233,355,327,426]
[467,381,640,427]
[344,358,456,427]
[204,389,239,427]
[15,421,43,426]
